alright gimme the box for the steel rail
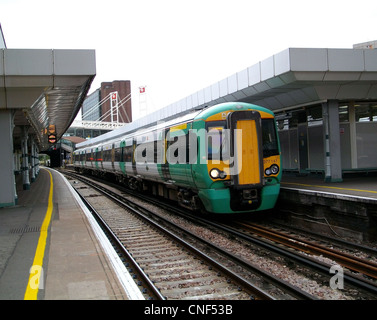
[68,172,316,299]
[64,170,377,297]
[235,221,377,280]
[209,221,377,296]
[66,172,275,300]
[73,186,166,300]
[137,193,377,296]
[117,185,377,297]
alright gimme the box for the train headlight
[270,164,279,175]
[210,168,227,179]
[210,168,220,179]
[265,164,279,176]
[219,171,227,179]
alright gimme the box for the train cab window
[261,119,279,157]
[206,121,227,161]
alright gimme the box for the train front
[192,102,281,214]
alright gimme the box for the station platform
[281,172,377,203]
[0,167,143,300]
[277,172,377,242]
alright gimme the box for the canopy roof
[0,49,96,150]
[78,47,377,149]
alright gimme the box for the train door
[227,110,264,188]
[119,140,126,175]
[124,138,133,176]
[159,128,171,182]
[132,138,137,176]
[95,147,100,170]
[111,143,115,171]
[166,123,195,188]
[136,131,160,181]
[99,146,104,170]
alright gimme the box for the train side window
[139,141,155,163]
[103,149,111,162]
[114,147,121,162]
[124,145,133,162]
[167,134,187,164]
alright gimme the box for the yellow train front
[188,102,281,213]
[73,102,281,214]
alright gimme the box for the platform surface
[0,168,130,300]
[281,173,377,202]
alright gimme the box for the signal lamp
[48,134,57,144]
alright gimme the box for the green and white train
[73,102,281,214]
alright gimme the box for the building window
[355,103,377,122]
[307,106,323,126]
[339,105,349,122]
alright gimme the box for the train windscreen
[262,119,279,158]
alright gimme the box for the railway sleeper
[150,270,215,283]
[161,282,248,299]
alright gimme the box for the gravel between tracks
[123,193,368,300]
[72,177,372,300]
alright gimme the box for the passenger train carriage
[73,102,281,214]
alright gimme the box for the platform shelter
[0,26,96,207]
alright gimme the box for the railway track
[233,221,377,281]
[106,179,377,299]
[164,211,377,298]
[65,172,279,300]
[217,221,377,296]
[62,169,377,299]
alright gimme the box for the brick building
[82,80,132,123]
[101,80,132,123]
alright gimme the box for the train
[73,102,281,214]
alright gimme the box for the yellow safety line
[282,181,377,194]
[24,169,54,300]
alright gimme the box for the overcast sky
[1,0,376,120]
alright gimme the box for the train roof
[75,102,273,149]
[76,108,202,149]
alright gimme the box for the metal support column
[35,144,40,177]
[322,100,343,182]
[14,150,21,175]
[31,139,36,182]
[0,110,16,207]
[21,126,30,190]
[348,102,358,169]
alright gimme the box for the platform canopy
[78,47,377,149]
[237,48,377,111]
[0,49,96,151]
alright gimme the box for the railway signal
[48,134,57,144]
[47,124,57,144]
